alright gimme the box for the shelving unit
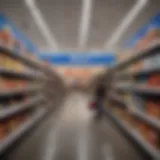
[0,46,63,158]
[104,42,160,160]
[0,95,44,120]
[105,110,160,160]
[0,68,45,80]
[0,108,47,155]
[115,84,160,96]
[0,84,42,97]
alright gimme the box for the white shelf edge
[106,110,160,160]
[0,46,43,70]
[0,108,47,155]
[117,67,160,78]
[110,94,160,131]
[133,110,160,131]
[112,42,160,70]
[110,93,127,107]
[0,68,46,80]
[0,85,42,97]
[115,84,160,96]
[0,96,44,120]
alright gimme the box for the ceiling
[0,0,160,53]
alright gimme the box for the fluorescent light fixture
[78,0,93,49]
[25,0,59,51]
[104,0,148,49]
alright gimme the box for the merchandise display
[0,38,50,157]
[0,94,28,107]
[0,53,25,72]
[0,77,28,90]
[0,14,65,159]
[105,42,160,159]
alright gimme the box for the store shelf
[116,67,160,80]
[0,68,45,80]
[0,108,47,156]
[115,84,160,96]
[105,109,160,160]
[110,93,127,107]
[112,42,160,71]
[0,85,42,97]
[110,93,160,131]
[132,110,160,131]
[0,95,44,120]
[0,46,43,70]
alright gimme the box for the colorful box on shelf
[0,14,39,67]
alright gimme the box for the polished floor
[7,92,144,160]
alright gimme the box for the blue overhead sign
[39,53,116,66]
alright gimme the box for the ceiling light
[104,0,148,49]
[25,0,59,51]
[78,0,93,49]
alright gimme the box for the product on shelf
[148,73,160,87]
[0,121,8,141]
[144,72,160,119]
[114,107,160,149]
[0,110,30,141]
[146,100,160,119]
[0,29,13,48]
[0,52,36,74]
[138,122,160,149]
[0,94,28,110]
[0,77,28,90]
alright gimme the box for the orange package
[0,121,8,141]
[148,73,160,86]
[146,101,160,119]
[146,127,160,148]
[138,122,160,148]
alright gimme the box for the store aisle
[7,92,144,160]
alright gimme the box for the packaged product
[138,122,160,148]
[0,121,8,140]
[18,112,29,122]
[148,73,160,86]
[8,116,21,132]
[146,100,160,119]
[0,29,11,47]
[124,111,136,127]
[147,129,160,148]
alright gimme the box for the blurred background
[0,0,159,160]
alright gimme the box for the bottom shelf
[0,108,47,156]
[105,109,160,160]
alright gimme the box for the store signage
[39,53,116,66]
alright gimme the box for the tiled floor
[7,92,144,160]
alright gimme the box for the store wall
[39,53,115,86]
[51,66,105,86]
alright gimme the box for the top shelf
[0,46,44,71]
[111,42,160,71]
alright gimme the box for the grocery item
[138,123,160,149]
[148,73,160,87]
[4,110,30,135]
[0,29,13,48]
[146,100,160,119]
[0,121,8,141]
[0,77,28,90]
